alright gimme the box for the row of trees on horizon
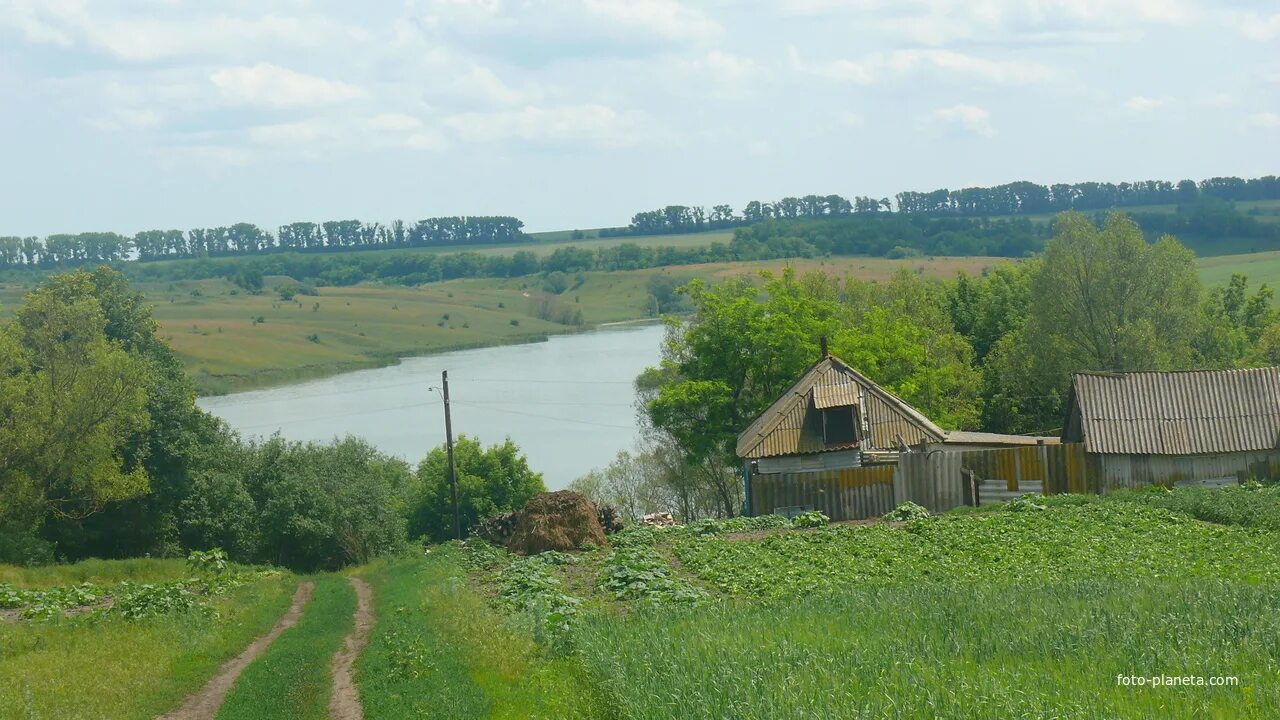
[616,175,1280,236]
[1,175,1276,270]
[0,215,526,267]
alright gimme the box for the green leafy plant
[791,510,830,528]
[883,502,931,522]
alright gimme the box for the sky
[0,0,1277,237]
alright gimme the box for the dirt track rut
[158,581,315,720]
[328,577,374,720]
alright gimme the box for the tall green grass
[0,571,296,720]
[216,575,356,720]
[0,557,191,588]
[576,580,1280,719]
[356,549,609,720]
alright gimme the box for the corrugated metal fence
[750,443,1280,520]
[750,465,896,521]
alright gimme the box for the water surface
[198,323,665,489]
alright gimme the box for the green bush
[0,529,55,566]
[791,511,829,529]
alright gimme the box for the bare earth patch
[159,581,315,720]
[328,577,374,720]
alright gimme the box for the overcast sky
[1,0,1277,236]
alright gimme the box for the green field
[1198,250,1280,289]
[4,486,1278,718]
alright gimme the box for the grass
[575,580,1279,719]
[0,557,191,588]
[0,566,296,720]
[355,547,607,720]
[216,574,356,720]
[459,489,1280,719]
[1198,249,1280,289]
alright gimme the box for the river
[197,323,666,490]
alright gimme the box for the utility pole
[442,370,461,541]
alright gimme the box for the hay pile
[506,490,608,555]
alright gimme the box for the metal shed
[1062,368,1280,487]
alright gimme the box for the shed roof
[735,355,946,459]
[1067,367,1280,455]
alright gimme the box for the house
[1062,368,1280,488]
[735,349,1054,518]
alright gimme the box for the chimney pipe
[820,335,829,358]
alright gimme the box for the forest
[1,175,1276,269]
[614,174,1280,236]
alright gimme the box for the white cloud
[247,115,450,153]
[580,0,721,42]
[153,144,256,171]
[930,104,996,137]
[87,107,165,133]
[678,50,761,96]
[248,120,342,146]
[791,46,1055,85]
[777,0,1193,45]
[1124,95,1165,112]
[1222,11,1280,41]
[444,104,639,147]
[836,111,863,127]
[211,64,365,108]
[1247,112,1280,128]
[451,64,541,105]
[364,113,424,132]
[0,3,366,61]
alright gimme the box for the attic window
[822,405,858,446]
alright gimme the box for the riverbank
[198,323,666,486]
[154,257,1012,394]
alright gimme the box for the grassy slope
[463,493,1280,719]
[0,561,296,720]
[217,574,355,720]
[355,548,606,720]
[1198,250,1280,289]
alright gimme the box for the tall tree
[0,282,151,531]
[982,212,1203,433]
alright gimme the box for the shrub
[1004,494,1048,512]
[791,511,830,529]
[0,529,55,566]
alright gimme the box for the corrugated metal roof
[813,382,858,409]
[736,355,946,459]
[1070,368,1280,455]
